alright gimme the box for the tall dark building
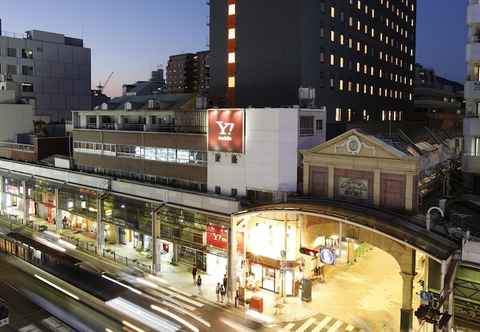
[166,51,209,94]
[210,0,416,128]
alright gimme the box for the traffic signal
[300,247,318,257]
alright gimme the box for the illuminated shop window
[228,4,236,15]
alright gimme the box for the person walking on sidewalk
[220,284,226,303]
[223,273,228,290]
[196,275,202,295]
[192,266,197,284]
[216,283,221,302]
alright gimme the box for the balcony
[468,1,480,25]
[465,81,480,99]
[467,42,480,62]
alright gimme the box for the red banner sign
[207,225,228,250]
[208,109,244,153]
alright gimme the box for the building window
[330,30,335,42]
[330,54,335,66]
[6,65,17,75]
[473,138,480,156]
[231,188,238,197]
[335,108,342,122]
[228,3,236,15]
[228,28,236,40]
[21,82,34,93]
[215,153,221,162]
[316,119,323,131]
[228,76,236,88]
[330,6,335,18]
[228,52,236,64]
[7,48,16,57]
[21,48,34,59]
[215,186,221,195]
[347,108,352,122]
[300,116,314,136]
[22,65,34,76]
[339,80,344,91]
[231,154,238,164]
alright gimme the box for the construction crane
[96,72,114,94]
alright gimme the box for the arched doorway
[231,208,428,332]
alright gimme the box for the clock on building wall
[346,135,362,155]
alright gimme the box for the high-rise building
[0,27,91,121]
[209,0,416,131]
[465,0,480,193]
[166,51,209,94]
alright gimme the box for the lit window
[330,54,335,66]
[228,4,236,15]
[330,6,335,18]
[228,52,236,64]
[330,30,335,42]
[228,76,235,88]
[340,57,344,68]
[340,34,344,45]
[228,28,236,40]
[347,108,352,122]
[335,108,342,122]
[339,80,344,90]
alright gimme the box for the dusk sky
[2,0,467,97]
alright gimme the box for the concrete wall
[0,103,34,141]
[0,33,91,121]
[207,108,299,196]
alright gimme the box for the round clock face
[320,248,335,265]
[347,136,362,154]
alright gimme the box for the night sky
[1,0,468,97]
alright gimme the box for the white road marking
[311,316,332,332]
[327,320,343,332]
[282,323,295,331]
[295,318,316,332]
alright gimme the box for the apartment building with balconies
[465,0,480,193]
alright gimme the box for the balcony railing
[0,142,34,152]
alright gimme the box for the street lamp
[426,206,444,231]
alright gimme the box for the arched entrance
[229,204,443,332]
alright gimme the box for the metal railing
[0,142,34,152]
[59,234,152,273]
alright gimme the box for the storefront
[206,225,228,279]
[158,206,229,273]
[2,177,33,221]
[240,215,302,296]
[28,181,58,224]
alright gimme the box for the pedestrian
[220,285,226,303]
[196,275,202,295]
[235,289,240,308]
[216,283,221,302]
[223,273,228,290]
[192,266,197,284]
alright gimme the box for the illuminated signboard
[208,109,244,153]
[320,248,336,265]
[206,225,228,250]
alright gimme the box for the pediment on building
[302,129,409,160]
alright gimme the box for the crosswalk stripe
[295,318,316,332]
[283,323,295,331]
[311,316,332,332]
[327,320,344,332]
[346,325,355,331]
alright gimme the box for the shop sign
[206,225,228,250]
[319,248,336,265]
[208,109,244,153]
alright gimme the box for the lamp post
[426,206,444,231]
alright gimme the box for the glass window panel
[157,148,168,161]
[167,149,176,162]
[177,150,189,163]
[145,147,156,160]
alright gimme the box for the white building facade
[207,108,326,198]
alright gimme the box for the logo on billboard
[216,121,235,141]
[207,225,228,250]
[208,109,244,153]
